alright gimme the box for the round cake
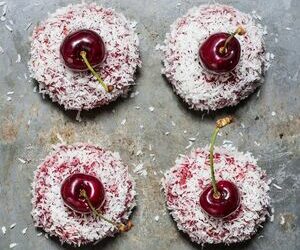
[28,3,141,111]
[31,144,136,246]
[162,145,270,245]
[161,4,270,111]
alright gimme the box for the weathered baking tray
[0,0,299,249]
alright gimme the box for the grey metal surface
[0,0,299,249]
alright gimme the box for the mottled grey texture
[0,0,299,250]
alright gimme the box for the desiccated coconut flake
[0,46,4,54]
[9,243,18,249]
[285,27,292,30]
[148,106,155,112]
[188,138,196,142]
[7,96,12,101]
[5,24,12,32]
[272,183,282,190]
[185,141,193,149]
[121,119,127,125]
[136,150,143,156]
[10,223,16,229]
[165,132,170,135]
[2,226,6,234]
[279,215,285,225]
[154,215,160,221]
[7,91,14,95]
[15,54,21,63]
[22,227,28,234]
[37,232,43,236]
[0,2,6,7]
[18,158,26,164]
[133,163,147,177]
[271,111,276,116]
[223,140,233,145]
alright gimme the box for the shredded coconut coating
[162,145,270,245]
[162,4,270,111]
[31,144,136,246]
[28,3,141,111]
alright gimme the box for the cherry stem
[79,189,132,233]
[219,26,246,54]
[209,116,234,199]
[80,51,111,93]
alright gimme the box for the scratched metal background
[0,0,299,249]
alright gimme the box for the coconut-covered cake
[162,117,270,245]
[161,4,270,111]
[31,144,136,246]
[28,3,141,111]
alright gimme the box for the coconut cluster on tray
[162,145,270,245]
[161,4,270,111]
[28,3,141,111]
[31,144,136,246]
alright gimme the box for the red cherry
[199,180,240,218]
[199,32,241,74]
[60,29,106,71]
[61,173,105,214]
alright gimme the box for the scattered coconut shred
[161,4,271,111]
[28,3,141,111]
[31,144,136,246]
[162,145,270,245]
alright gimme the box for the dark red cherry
[60,29,106,71]
[199,180,240,218]
[61,173,105,213]
[199,33,241,74]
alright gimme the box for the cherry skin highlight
[61,173,105,213]
[199,180,240,218]
[60,29,106,71]
[199,33,241,74]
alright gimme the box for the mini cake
[162,117,270,245]
[161,4,270,111]
[28,3,141,111]
[31,144,136,246]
